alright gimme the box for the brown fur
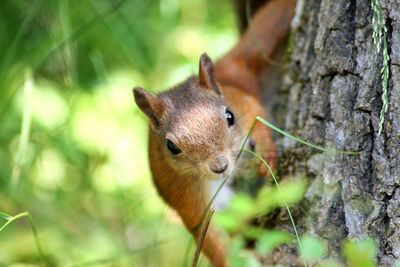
[133,0,296,266]
[216,0,296,97]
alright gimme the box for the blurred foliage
[0,0,236,266]
[344,238,377,267]
[300,234,326,262]
[214,180,306,233]
[216,187,382,267]
[214,180,307,266]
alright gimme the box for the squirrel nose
[209,156,228,174]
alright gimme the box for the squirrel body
[133,0,296,266]
[145,78,273,267]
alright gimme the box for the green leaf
[244,226,264,240]
[272,180,306,206]
[214,213,240,232]
[214,194,255,232]
[229,238,247,267]
[256,180,306,212]
[230,194,255,217]
[300,234,326,261]
[256,230,292,255]
[228,238,261,267]
[344,237,377,267]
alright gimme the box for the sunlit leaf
[243,226,264,240]
[227,238,262,267]
[228,238,247,267]
[256,180,306,213]
[214,194,256,232]
[214,213,241,232]
[272,180,306,206]
[229,194,255,217]
[300,234,326,261]
[344,237,377,267]
[256,230,292,255]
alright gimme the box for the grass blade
[0,211,46,266]
[256,116,360,155]
[11,70,33,187]
[192,208,215,267]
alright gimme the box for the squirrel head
[133,53,244,180]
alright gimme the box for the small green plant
[371,0,390,135]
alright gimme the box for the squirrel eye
[225,109,235,127]
[166,139,181,155]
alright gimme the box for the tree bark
[276,0,400,266]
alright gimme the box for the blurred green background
[0,0,237,266]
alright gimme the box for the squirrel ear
[133,87,165,127]
[198,53,221,95]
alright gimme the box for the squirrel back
[216,0,296,97]
[133,1,296,266]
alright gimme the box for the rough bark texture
[277,0,400,265]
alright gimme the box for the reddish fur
[135,1,296,266]
[150,131,227,266]
[216,0,297,97]
[221,85,278,175]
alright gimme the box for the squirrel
[133,0,296,266]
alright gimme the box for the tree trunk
[276,0,400,266]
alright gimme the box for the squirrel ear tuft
[133,87,164,127]
[198,53,221,95]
